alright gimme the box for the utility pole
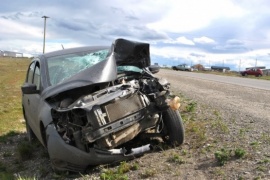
[42,16,49,54]
[239,59,241,72]
[255,58,257,67]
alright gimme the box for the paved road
[160,69,270,91]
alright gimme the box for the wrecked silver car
[21,38,184,172]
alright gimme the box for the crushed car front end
[46,74,172,171]
[38,38,183,172]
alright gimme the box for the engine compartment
[50,72,171,152]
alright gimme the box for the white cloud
[193,36,215,44]
[45,42,84,53]
[147,0,246,33]
[0,18,42,38]
[151,46,192,59]
[165,36,195,45]
[176,37,195,45]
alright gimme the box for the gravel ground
[157,69,270,179]
[160,69,270,126]
[1,69,270,179]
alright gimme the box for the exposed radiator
[103,94,145,122]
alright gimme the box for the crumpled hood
[42,38,150,99]
[42,55,117,99]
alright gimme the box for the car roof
[41,46,110,59]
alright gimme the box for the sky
[0,0,270,71]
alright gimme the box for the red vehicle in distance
[241,68,263,77]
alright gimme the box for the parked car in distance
[21,38,184,172]
[172,64,193,71]
[241,68,263,77]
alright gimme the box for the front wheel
[162,108,185,146]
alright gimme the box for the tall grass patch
[0,57,31,135]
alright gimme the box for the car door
[22,60,42,137]
[256,69,261,76]
[23,61,35,123]
[250,69,256,75]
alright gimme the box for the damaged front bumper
[46,124,152,172]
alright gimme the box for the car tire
[162,108,184,146]
[258,74,262,77]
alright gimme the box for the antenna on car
[61,44,64,50]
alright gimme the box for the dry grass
[0,57,31,136]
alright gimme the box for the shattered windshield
[47,49,109,86]
[117,66,142,73]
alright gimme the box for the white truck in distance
[172,64,193,71]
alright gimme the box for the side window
[33,63,41,90]
[27,62,35,83]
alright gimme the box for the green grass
[258,158,270,164]
[214,148,232,166]
[0,162,7,172]
[0,161,14,180]
[100,162,139,180]
[16,175,38,180]
[214,147,247,166]
[259,133,270,144]
[234,148,246,159]
[250,141,260,150]
[0,172,14,180]
[167,152,186,164]
[0,57,31,136]
[16,141,34,161]
[185,102,197,112]
[179,98,208,148]
[140,169,157,179]
[0,130,20,143]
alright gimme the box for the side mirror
[21,83,39,94]
[148,65,160,74]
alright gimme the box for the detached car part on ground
[21,38,184,172]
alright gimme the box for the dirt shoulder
[158,69,270,179]
[1,69,270,179]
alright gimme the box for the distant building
[203,67,211,71]
[262,69,270,76]
[0,50,23,57]
[211,66,230,71]
[246,66,265,70]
